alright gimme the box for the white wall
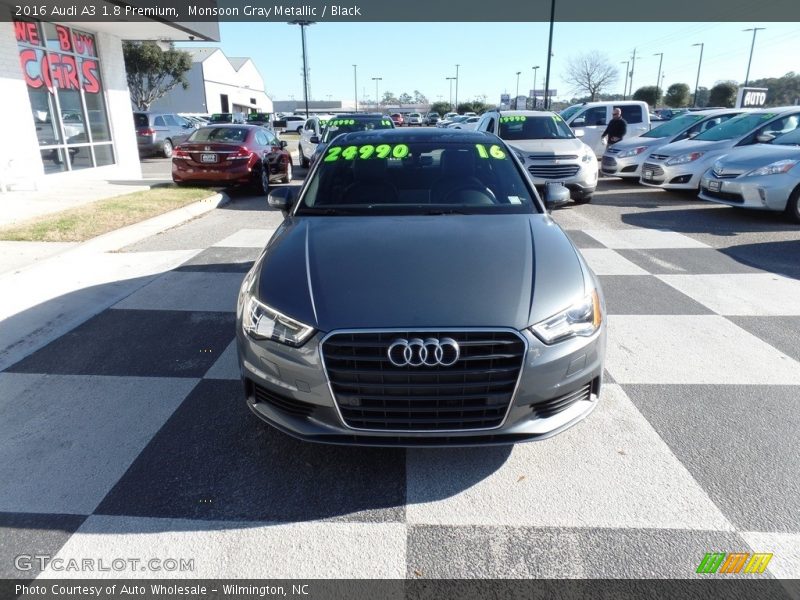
[147,63,207,113]
[0,14,45,181]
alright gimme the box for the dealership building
[0,3,219,186]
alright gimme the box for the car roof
[746,106,800,114]
[492,109,559,118]
[329,127,496,145]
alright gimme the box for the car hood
[256,215,586,331]
[714,144,800,172]
[655,138,735,157]
[507,138,586,155]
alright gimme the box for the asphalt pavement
[1,163,799,582]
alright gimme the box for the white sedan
[448,116,481,130]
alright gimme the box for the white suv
[298,115,333,167]
[476,110,598,203]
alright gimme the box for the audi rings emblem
[387,337,460,367]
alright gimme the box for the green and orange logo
[696,552,773,574]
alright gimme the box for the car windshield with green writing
[641,113,704,138]
[498,115,575,141]
[321,117,394,143]
[295,139,537,216]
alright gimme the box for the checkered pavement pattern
[1,202,798,582]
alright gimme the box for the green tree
[381,91,398,106]
[413,90,428,104]
[429,101,451,116]
[664,83,690,107]
[398,92,413,106]
[123,41,192,111]
[632,86,662,107]
[694,86,710,107]
[748,72,800,106]
[708,82,738,107]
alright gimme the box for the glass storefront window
[15,19,114,172]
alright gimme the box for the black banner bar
[2,0,800,22]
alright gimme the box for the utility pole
[353,65,358,113]
[372,77,382,110]
[692,42,704,107]
[543,0,555,109]
[620,61,630,100]
[629,47,637,97]
[532,65,540,109]
[289,20,314,117]
[743,27,765,86]
[446,77,456,111]
[515,71,521,109]
[654,52,664,104]
[455,64,460,112]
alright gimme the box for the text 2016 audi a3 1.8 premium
[236,128,606,446]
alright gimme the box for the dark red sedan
[172,125,292,192]
[390,113,404,127]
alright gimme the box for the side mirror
[267,186,295,213]
[544,183,570,210]
[687,131,699,139]
[756,133,775,143]
[572,118,586,127]
[573,129,585,138]
[280,140,288,148]
[310,135,320,144]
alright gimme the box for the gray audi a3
[236,128,606,446]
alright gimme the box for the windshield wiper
[296,207,361,215]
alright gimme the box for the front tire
[785,187,800,224]
[161,139,173,158]
[573,194,593,204]
[260,164,270,195]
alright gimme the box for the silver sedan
[698,127,800,222]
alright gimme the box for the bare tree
[564,52,618,101]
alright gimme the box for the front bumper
[699,172,796,212]
[601,152,647,178]
[527,163,598,199]
[639,159,706,190]
[237,326,606,447]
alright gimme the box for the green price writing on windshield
[329,119,356,126]
[500,116,527,123]
[382,120,393,126]
[475,144,507,159]
[324,143,410,162]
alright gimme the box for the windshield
[772,128,800,146]
[559,105,583,121]
[209,114,232,123]
[642,114,704,138]
[295,139,537,216]
[188,127,249,143]
[133,113,148,127]
[321,118,394,143]
[498,115,574,141]
[693,112,780,142]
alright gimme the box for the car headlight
[581,151,595,163]
[712,159,725,173]
[617,146,648,159]
[242,293,315,347]
[529,289,602,345]
[743,159,799,177]
[666,152,705,166]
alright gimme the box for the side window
[255,131,267,146]
[760,114,799,137]
[154,116,166,127]
[620,105,643,124]
[578,107,607,126]
[165,115,183,127]
[304,119,314,131]
[485,117,497,133]
[266,132,279,146]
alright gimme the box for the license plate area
[201,153,218,163]
[708,180,721,192]
[643,169,653,180]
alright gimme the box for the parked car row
[600,106,800,222]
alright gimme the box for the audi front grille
[528,164,581,179]
[321,330,526,432]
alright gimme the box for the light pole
[692,42,704,107]
[620,61,630,100]
[653,52,663,104]
[515,71,521,109]
[455,64,460,112]
[289,20,314,117]
[532,65,540,109]
[743,27,765,86]
[543,0,555,109]
[372,77,382,110]
[353,64,358,113]
[446,77,456,111]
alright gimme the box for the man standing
[601,108,627,146]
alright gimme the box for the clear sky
[179,21,799,105]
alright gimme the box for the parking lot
[1,152,799,581]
